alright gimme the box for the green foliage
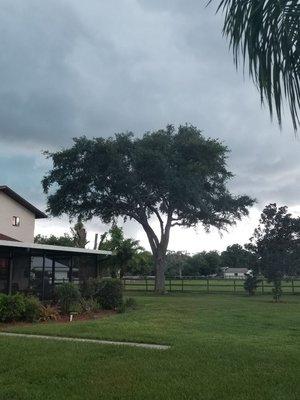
[214,0,300,130]
[0,293,42,323]
[221,244,253,269]
[55,283,81,314]
[99,224,141,277]
[95,278,123,310]
[247,203,300,282]
[43,125,254,292]
[243,274,261,296]
[79,298,100,314]
[80,277,123,310]
[34,233,75,247]
[183,251,221,276]
[165,251,189,277]
[80,277,101,299]
[0,293,26,322]
[128,250,154,276]
[39,305,60,322]
[23,296,42,322]
[272,279,283,303]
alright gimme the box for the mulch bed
[0,310,117,329]
[57,310,116,323]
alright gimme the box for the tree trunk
[154,253,166,293]
[140,215,171,294]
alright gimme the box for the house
[0,185,47,242]
[0,186,111,299]
[223,267,249,279]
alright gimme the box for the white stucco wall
[0,192,36,242]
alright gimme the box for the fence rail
[123,277,300,295]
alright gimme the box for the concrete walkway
[0,332,170,350]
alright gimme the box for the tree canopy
[221,243,253,269]
[42,124,254,292]
[183,251,221,277]
[214,0,300,130]
[246,203,300,282]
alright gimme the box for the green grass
[1,293,300,399]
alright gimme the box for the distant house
[0,186,111,299]
[223,268,249,279]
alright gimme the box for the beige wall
[0,192,36,242]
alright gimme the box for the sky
[1,0,300,254]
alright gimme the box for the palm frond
[214,0,300,130]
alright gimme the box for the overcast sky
[1,0,300,253]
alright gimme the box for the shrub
[0,293,26,323]
[0,294,42,323]
[124,297,137,309]
[80,277,101,299]
[272,279,282,302]
[80,298,100,314]
[39,305,60,322]
[55,283,81,314]
[117,297,138,313]
[244,275,261,296]
[23,296,42,322]
[95,278,123,310]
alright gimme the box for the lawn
[1,293,300,400]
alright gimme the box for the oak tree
[42,125,254,292]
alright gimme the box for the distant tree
[204,251,222,275]
[213,0,300,130]
[165,251,190,277]
[42,125,254,292]
[221,244,253,269]
[129,251,154,277]
[246,203,300,301]
[183,251,221,276]
[99,224,141,278]
[34,219,88,248]
[34,233,75,247]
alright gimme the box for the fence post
[145,277,148,292]
[262,280,264,294]
[123,278,126,291]
[234,280,236,294]
[181,278,184,292]
[292,279,294,294]
[207,279,209,293]
[169,278,172,292]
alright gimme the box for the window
[12,216,20,227]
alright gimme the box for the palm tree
[213,0,300,130]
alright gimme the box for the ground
[1,293,299,400]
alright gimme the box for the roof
[0,233,20,242]
[0,240,112,256]
[225,268,249,273]
[0,186,47,219]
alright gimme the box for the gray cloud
[1,0,300,249]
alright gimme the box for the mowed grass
[1,293,300,400]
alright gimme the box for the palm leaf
[212,0,300,130]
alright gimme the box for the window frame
[12,216,20,227]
